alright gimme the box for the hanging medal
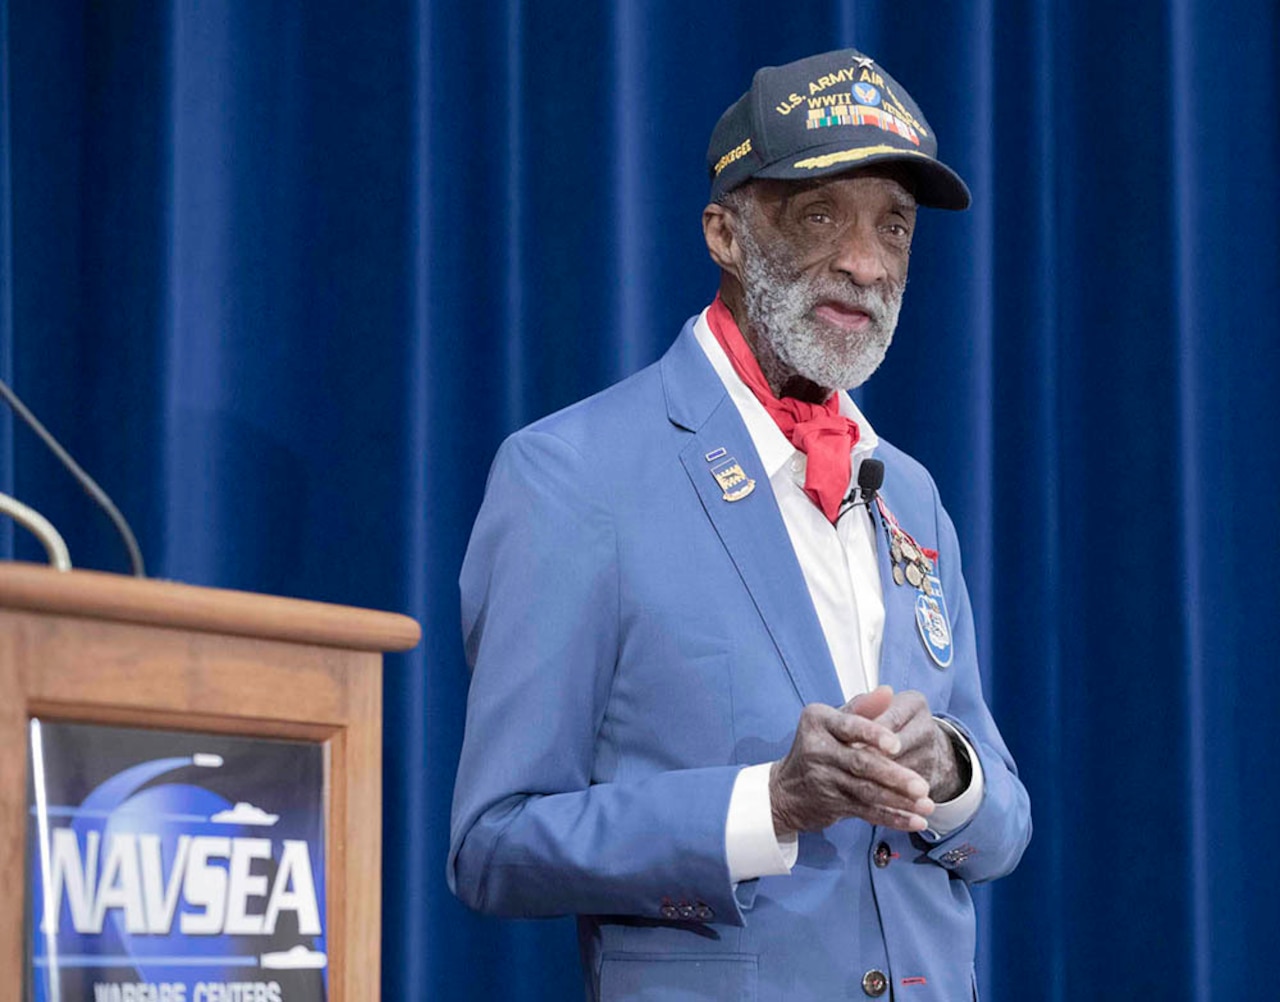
[874,497,953,669]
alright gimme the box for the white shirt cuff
[923,718,985,839]
[725,762,797,883]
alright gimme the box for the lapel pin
[709,455,755,502]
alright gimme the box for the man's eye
[882,223,910,238]
[805,212,832,225]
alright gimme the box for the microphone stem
[0,492,72,570]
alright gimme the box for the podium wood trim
[0,563,421,1002]
[0,563,421,652]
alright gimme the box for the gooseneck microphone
[0,375,146,577]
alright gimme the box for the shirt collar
[692,306,879,482]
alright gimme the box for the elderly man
[449,49,1031,1001]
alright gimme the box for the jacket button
[677,903,696,920]
[862,969,888,997]
[873,841,892,868]
[694,904,714,921]
[660,904,679,919]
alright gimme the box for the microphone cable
[0,375,146,577]
[835,457,885,526]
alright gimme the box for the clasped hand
[769,686,961,835]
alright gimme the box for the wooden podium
[0,562,421,1001]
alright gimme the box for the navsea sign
[26,721,328,1002]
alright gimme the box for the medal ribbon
[706,295,859,523]
[875,497,939,563]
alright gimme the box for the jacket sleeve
[447,428,746,924]
[918,491,1033,883]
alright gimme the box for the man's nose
[830,227,889,287]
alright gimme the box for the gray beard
[737,226,903,393]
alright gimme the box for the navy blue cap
[707,49,971,210]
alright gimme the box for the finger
[846,685,894,720]
[887,710,937,760]
[857,803,931,833]
[824,706,903,756]
[831,742,931,802]
[874,689,931,734]
[799,702,900,753]
[821,766,935,823]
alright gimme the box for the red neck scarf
[706,295,860,523]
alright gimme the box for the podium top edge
[0,563,422,653]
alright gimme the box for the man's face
[732,172,916,392]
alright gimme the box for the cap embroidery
[713,138,752,176]
[775,93,804,115]
[793,145,933,170]
[879,81,929,137]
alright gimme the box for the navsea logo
[28,721,329,1002]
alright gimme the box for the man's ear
[702,202,742,277]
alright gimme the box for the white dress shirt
[690,310,984,882]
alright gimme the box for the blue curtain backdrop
[2,1,1277,998]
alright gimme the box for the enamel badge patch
[914,573,953,668]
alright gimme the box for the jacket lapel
[662,322,843,709]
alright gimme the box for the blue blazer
[450,319,1031,1001]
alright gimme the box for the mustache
[804,280,903,324]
